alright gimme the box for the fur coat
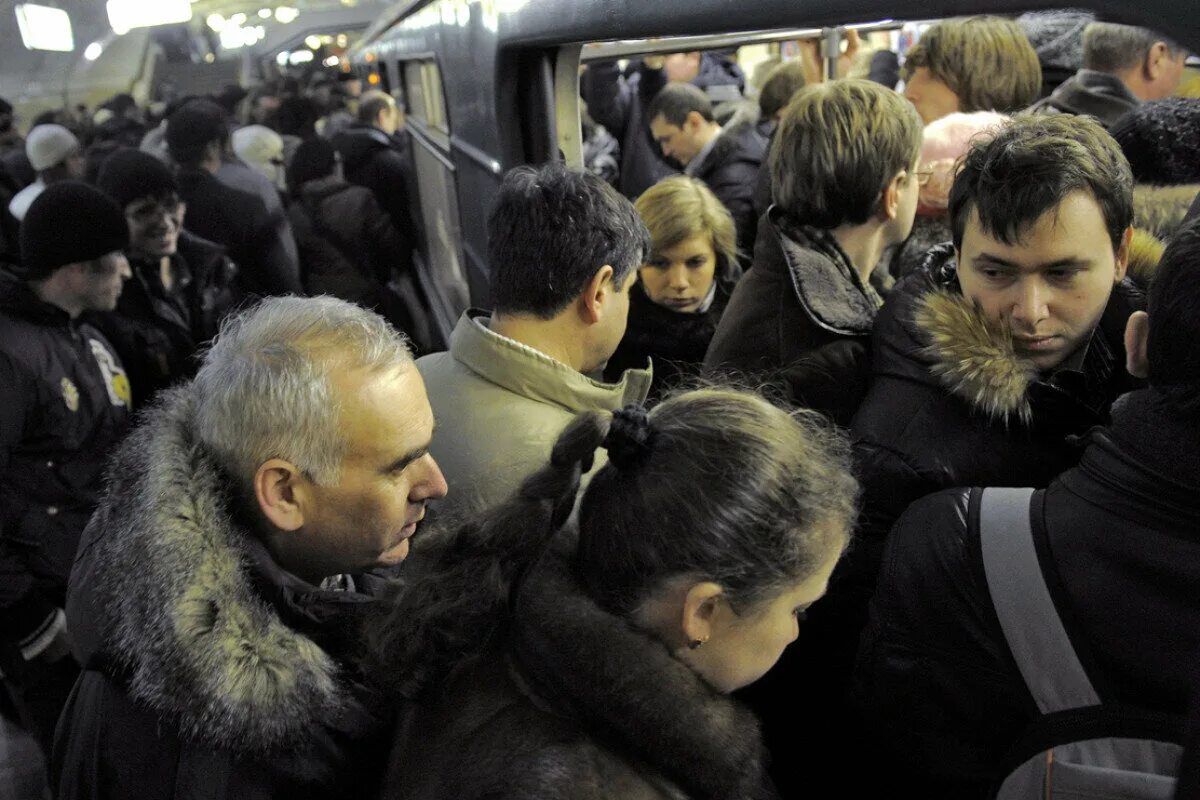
[52,387,392,800]
[381,545,778,800]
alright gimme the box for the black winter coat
[604,278,732,400]
[331,124,417,267]
[854,391,1200,795]
[1028,69,1140,129]
[288,175,409,308]
[382,546,777,800]
[704,209,880,424]
[0,271,130,653]
[691,106,768,264]
[581,55,746,199]
[52,388,392,800]
[177,168,302,297]
[87,232,241,409]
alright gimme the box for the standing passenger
[52,296,448,799]
[370,390,856,800]
[705,79,923,424]
[604,176,740,399]
[7,124,84,221]
[417,162,651,517]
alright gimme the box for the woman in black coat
[605,176,741,399]
[368,389,859,800]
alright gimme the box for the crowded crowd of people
[0,11,1199,800]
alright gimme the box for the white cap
[231,124,284,170]
[25,124,80,172]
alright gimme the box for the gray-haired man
[52,296,447,799]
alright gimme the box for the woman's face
[682,526,845,693]
[638,233,718,313]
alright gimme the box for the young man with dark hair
[646,83,767,260]
[852,113,1145,545]
[855,216,1200,793]
[1033,22,1188,127]
[705,79,922,424]
[417,162,652,517]
[903,16,1043,124]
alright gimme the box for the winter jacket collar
[766,208,881,336]
[332,124,396,175]
[511,545,775,800]
[68,386,376,757]
[448,309,652,413]
[1101,389,1200,497]
[1031,69,1139,126]
[692,103,765,180]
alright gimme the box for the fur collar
[511,546,774,800]
[74,387,357,755]
[1133,183,1200,241]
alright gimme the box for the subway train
[350,0,1200,348]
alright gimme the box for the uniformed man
[0,181,132,753]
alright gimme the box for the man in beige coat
[418,163,652,517]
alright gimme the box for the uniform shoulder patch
[61,376,80,412]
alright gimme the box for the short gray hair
[1083,22,1183,74]
[194,296,414,486]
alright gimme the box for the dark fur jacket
[52,387,392,800]
[382,545,778,800]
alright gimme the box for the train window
[403,59,449,134]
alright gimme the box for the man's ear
[579,264,615,324]
[880,168,907,221]
[1114,226,1133,283]
[685,110,706,132]
[1145,42,1170,81]
[680,581,724,647]
[254,458,310,532]
[1124,310,1150,379]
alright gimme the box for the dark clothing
[288,175,409,309]
[851,245,1145,544]
[854,390,1200,794]
[704,209,881,424]
[888,214,952,280]
[1186,190,1200,229]
[331,124,416,271]
[581,55,746,199]
[52,388,392,800]
[176,168,302,297]
[690,105,768,263]
[0,271,130,652]
[604,277,733,400]
[382,545,776,800]
[87,232,240,408]
[1029,69,1140,128]
[216,159,300,279]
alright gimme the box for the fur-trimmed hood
[66,387,378,758]
[877,245,1148,423]
[1133,183,1200,241]
[507,545,776,800]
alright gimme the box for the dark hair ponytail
[363,411,609,699]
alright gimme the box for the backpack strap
[978,486,1101,715]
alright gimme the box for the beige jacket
[417,310,652,518]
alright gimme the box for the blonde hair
[634,176,739,280]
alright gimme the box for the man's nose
[413,453,449,501]
[1011,279,1050,325]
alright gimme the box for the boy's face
[957,191,1129,373]
[904,67,960,125]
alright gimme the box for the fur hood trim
[511,546,774,800]
[1133,183,1200,240]
[914,289,1038,423]
[77,387,347,755]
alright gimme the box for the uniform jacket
[87,232,240,409]
[417,310,651,518]
[52,388,392,800]
[0,271,130,654]
[704,209,881,424]
[331,124,417,260]
[1029,69,1140,128]
[854,390,1200,795]
[690,104,768,262]
[604,278,733,400]
[382,544,777,800]
[288,174,409,308]
[177,168,302,297]
[581,55,745,199]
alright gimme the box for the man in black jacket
[646,83,767,263]
[166,99,301,297]
[52,295,448,799]
[0,182,132,756]
[854,216,1200,796]
[92,148,242,408]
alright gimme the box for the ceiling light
[206,13,224,31]
[258,8,272,18]
[14,4,75,52]
[305,35,321,50]
[230,12,247,25]
[323,55,340,67]
[276,51,290,66]
[274,6,298,23]
[106,0,191,34]
[84,41,104,61]
[289,49,313,65]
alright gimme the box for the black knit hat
[165,99,228,166]
[1110,98,1200,185]
[287,137,337,193]
[96,147,178,209]
[17,181,129,279]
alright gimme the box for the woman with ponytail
[368,388,857,800]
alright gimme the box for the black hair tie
[603,404,655,471]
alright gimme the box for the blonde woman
[604,176,741,398]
